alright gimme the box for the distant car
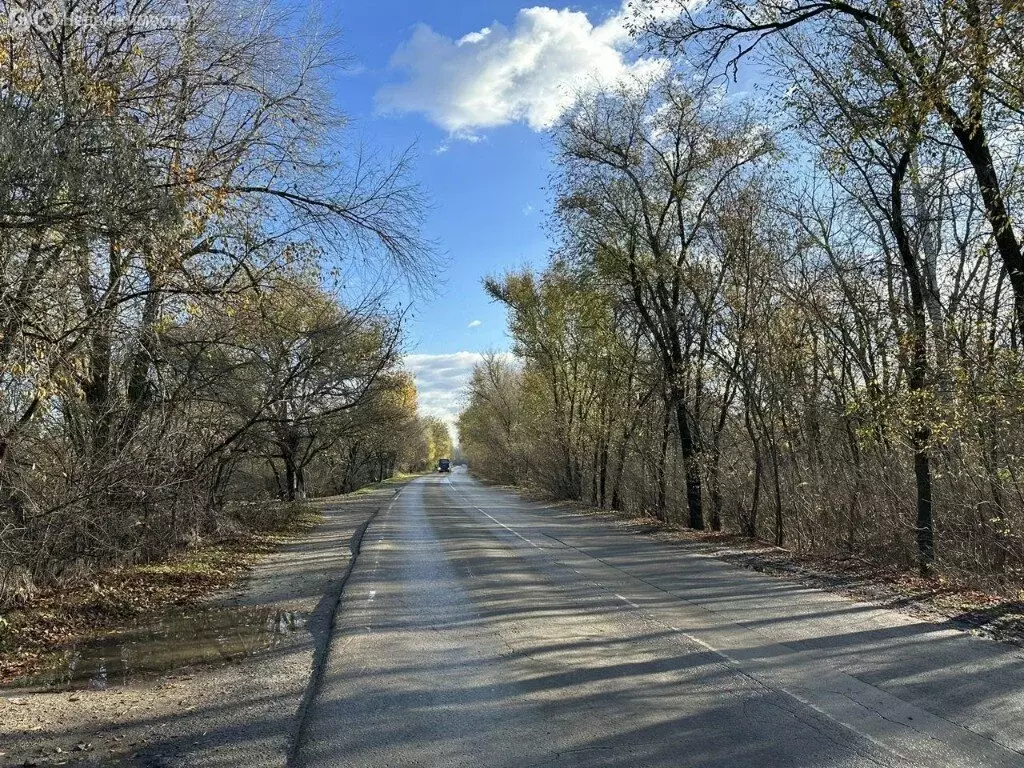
[438,458,451,473]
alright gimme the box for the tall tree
[634,0,1024,336]
[553,75,774,528]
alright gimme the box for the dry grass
[0,502,324,684]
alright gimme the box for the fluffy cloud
[403,352,485,440]
[467,319,482,328]
[375,2,670,138]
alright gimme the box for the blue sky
[326,0,670,433]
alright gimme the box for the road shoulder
[0,483,408,767]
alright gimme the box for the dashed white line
[440,477,930,768]
[474,507,540,548]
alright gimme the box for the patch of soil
[0,483,407,767]
[0,507,322,685]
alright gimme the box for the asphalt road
[296,471,1024,768]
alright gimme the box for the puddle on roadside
[7,607,307,691]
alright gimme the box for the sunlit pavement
[296,472,1024,767]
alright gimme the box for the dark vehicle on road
[438,458,451,473]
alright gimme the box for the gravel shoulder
[0,484,406,767]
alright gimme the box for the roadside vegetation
[461,0,1024,592]
[0,500,316,682]
[0,0,451,620]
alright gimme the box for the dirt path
[0,484,406,767]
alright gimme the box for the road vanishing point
[295,471,1024,768]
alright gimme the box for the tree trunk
[610,437,628,511]
[910,161,948,375]
[951,122,1024,336]
[656,403,671,522]
[770,438,783,547]
[674,398,704,530]
[750,449,762,539]
[294,465,307,501]
[892,149,935,572]
[912,428,934,569]
[708,438,723,533]
[284,458,297,502]
[598,438,609,509]
[742,406,761,538]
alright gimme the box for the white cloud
[522,204,534,216]
[403,352,486,441]
[375,1,670,138]
[467,319,482,328]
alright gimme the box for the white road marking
[442,477,921,767]
[447,481,541,548]
[474,506,540,548]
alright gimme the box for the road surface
[296,471,1024,767]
